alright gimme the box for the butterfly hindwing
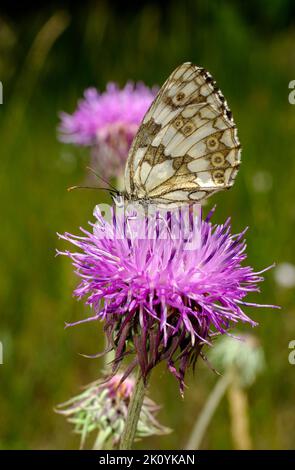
[124,62,241,205]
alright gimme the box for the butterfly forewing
[124,62,241,205]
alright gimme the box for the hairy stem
[119,368,148,450]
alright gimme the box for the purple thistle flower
[58,83,156,180]
[58,200,277,394]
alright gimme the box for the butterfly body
[124,62,241,206]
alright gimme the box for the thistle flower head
[56,373,170,449]
[58,83,156,180]
[58,199,276,394]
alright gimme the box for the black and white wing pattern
[124,62,241,205]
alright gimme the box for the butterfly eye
[211,152,225,167]
[207,136,219,150]
[213,169,225,184]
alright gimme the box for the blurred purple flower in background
[58,201,276,394]
[58,83,156,181]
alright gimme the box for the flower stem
[185,371,232,450]
[227,376,252,449]
[119,368,148,450]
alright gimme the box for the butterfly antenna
[86,166,118,193]
[67,185,117,196]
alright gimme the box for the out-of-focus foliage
[0,0,294,449]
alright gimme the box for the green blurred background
[0,0,295,449]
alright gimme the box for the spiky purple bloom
[58,201,276,393]
[58,83,156,180]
